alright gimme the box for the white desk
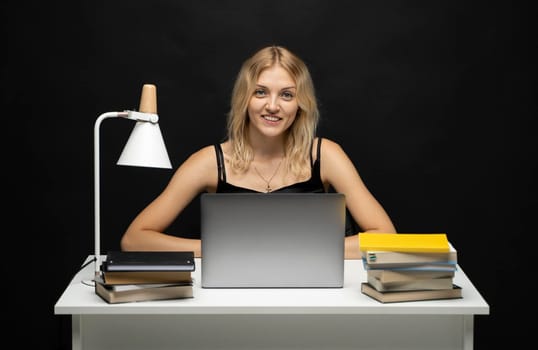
[55,256,489,350]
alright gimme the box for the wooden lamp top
[139,84,157,114]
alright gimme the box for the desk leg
[463,315,474,350]
[72,315,82,350]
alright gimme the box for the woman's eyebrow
[255,84,296,90]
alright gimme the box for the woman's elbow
[120,231,136,251]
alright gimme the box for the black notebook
[103,251,195,272]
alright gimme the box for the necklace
[253,159,283,193]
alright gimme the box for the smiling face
[247,65,299,139]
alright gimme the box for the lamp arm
[93,111,127,275]
[125,110,159,123]
[93,110,164,276]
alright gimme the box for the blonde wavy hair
[226,45,320,178]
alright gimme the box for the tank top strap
[214,144,226,182]
[312,137,322,167]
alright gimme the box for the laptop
[200,192,346,288]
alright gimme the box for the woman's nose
[265,98,280,113]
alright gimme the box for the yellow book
[358,233,450,253]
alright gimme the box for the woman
[120,45,396,259]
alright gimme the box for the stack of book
[358,233,462,303]
[94,251,195,304]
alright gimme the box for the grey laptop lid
[201,193,346,288]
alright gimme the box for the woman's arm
[320,138,396,259]
[120,145,217,257]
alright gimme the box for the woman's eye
[254,89,266,97]
[281,91,294,100]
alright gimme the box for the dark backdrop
[5,1,536,348]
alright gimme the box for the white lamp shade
[117,121,172,169]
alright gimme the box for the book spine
[364,251,457,265]
[363,260,457,271]
[367,269,455,283]
[367,275,454,292]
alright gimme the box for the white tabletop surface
[55,256,489,315]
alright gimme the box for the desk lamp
[94,84,172,275]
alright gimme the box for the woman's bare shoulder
[191,144,217,158]
[167,144,219,192]
[175,144,218,172]
[318,137,346,156]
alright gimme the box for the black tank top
[213,138,359,236]
[214,138,325,193]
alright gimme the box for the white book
[363,242,457,267]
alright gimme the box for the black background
[5,1,536,348]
